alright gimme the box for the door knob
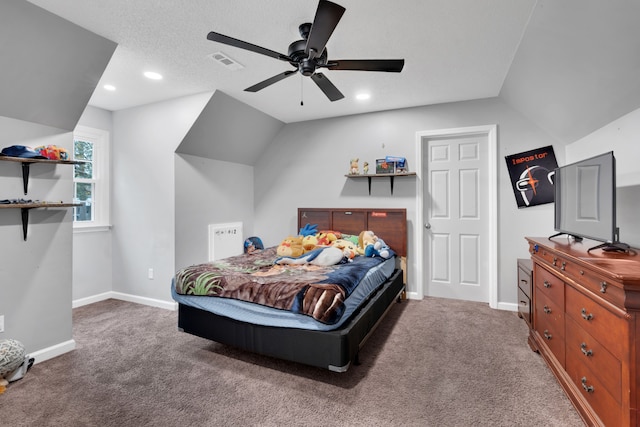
[425,223,431,229]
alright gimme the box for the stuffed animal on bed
[365,238,392,259]
[331,239,359,260]
[301,234,319,253]
[359,230,391,259]
[316,231,340,246]
[275,247,345,266]
[276,235,305,258]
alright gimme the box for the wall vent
[208,51,244,71]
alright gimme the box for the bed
[172,207,407,372]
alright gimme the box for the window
[72,126,110,231]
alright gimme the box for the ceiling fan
[206,0,404,102]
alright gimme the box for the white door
[423,134,490,302]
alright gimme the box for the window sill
[73,224,112,233]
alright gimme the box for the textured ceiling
[26,0,536,123]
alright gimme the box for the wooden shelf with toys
[346,157,415,195]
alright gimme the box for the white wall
[566,107,640,247]
[254,97,563,307]
[111,93,210,304]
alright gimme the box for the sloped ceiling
[176,91,284,166]
[500,0,640,143]
[17,0,640,147]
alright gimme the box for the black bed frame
[177,208,407,372]
[178,269,404,372]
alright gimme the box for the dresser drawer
[565,285,627,360]
[534,264,564,306]
[566,358,621,427]
[578,269,625,308]
[535,291,565,365]
[565,316,622,403]
[518,287,531,326]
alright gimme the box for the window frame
[72,125,111,232]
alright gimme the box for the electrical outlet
[148,268,154,280]
[0,315,4,333]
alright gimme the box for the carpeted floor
[0,297,584,426]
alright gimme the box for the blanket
[174,247,390,324]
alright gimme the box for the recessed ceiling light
[356,93,371,101]
[144,71,163,80]
[103,84,116,91]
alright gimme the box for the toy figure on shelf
[363,161,369,174]
[349,158,359,175]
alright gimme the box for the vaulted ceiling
[25,0,640,144]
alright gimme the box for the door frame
[414,125,498,308]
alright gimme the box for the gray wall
[0,131,75,353]
[0,1,114,358]
[72,106,114,302]
[174,154,254,270]
[253,97,563,305]
[111,93,211,303]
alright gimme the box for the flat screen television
[551,151,629,252]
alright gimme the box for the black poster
[505,146,558,208]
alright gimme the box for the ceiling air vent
[208,52,244,71]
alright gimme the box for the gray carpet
[1,298,584,426]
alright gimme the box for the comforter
[174,247,391,324]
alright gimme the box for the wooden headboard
[298,208,407,257]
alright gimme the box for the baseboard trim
[30,339,76,365]
[72,292,112,308]
[497,301,518,312]
[110,292,178,311]
[406,291,519,312]
[73,291,177,311]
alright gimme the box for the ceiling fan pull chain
[300,75,304,106]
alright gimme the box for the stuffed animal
[359,231,392,259]
[316,231,339,247]
[358,230,378,251]
[299,223,318,237]
[276,235,304,258]
[365,238,392,259]
[349,158,359,175]
[301,234,319,252]
[275,247,344,266]
[332,239,359,260]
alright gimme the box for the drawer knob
[543,305,551,314]
[600,281,608,293]
[543,330,552,340]
[581,377,594,393]
[561,261,566,271]
[552,257,557,266]
[543,280,551,288]
[581,308,594,321]
[580,342,593,357]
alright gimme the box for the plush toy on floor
[0,339,32,394]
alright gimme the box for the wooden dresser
[526,237,640,426]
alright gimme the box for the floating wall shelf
[0,202,82,241]
[345,172,416,195]
[0,156,80,194]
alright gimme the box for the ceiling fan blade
[207,32,292,62]
[327,59,405,72]
[305,0,346,59]
[310,73,344,101]
[245,70,297,92]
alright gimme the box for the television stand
[587,241,631,253]
[548,232,583,242]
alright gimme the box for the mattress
[171,256,395,331]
